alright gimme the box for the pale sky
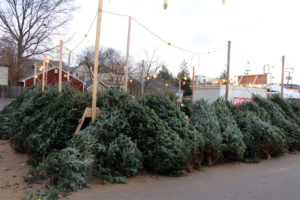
[64,0,300,84]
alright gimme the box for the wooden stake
[59,40,63,93]
[33,62,37,85]
[92,0,104,124]
[124,16,132,92]
[281,56,285,98]
[225,40,231,101]
[67,51,71,81]
[192,66,195,102]
[141,60,145,100]
[42,54,46,92]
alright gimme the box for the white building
[0,66,8,85]
[193,85,267,105]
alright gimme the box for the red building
[21,67,85,92]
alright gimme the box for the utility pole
[178,79,181,91]
[192,66,195,102]
[141,60,145,100]
[92,0,104,124]
[124,16,132,92]
[42,54,46,92]
[225,40,231,101]
[59,40,63,93]
[281,56,285,98]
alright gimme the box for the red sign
[233,97,252,106]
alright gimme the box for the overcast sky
[66,0,300,84]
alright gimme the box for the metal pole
[124,16,132,92]
[42,54,46,92]
[225,40,231,101]
[92,0,104,124]
[59,40,63,93]
[281,56,285,98]
[179,79,181,91]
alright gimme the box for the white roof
[267,84,300,99]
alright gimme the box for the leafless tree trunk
[0,0,76,85]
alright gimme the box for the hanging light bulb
[46,59,50,64]
[75,55,79,60]
[129,79,133,83]
[183,76,187,80]
[164,0,168,10]
[222,0,225,5]
[40,66,44,71]
[123,65,127,70]
[146,76,150,80]
[66,49,71,56]
[153,74,157,79]
[53,51,58,57]
[165,83,169,87]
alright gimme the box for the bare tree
[0,0,76,84]
[79,46,136,88]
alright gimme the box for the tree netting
[190,99,223,164]
[211,99,246,161]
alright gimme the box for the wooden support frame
[75,107,101,135]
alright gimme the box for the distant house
[0,58,9,85]
[21,67,85,92]
[98,67,126,90]
[85,79,108,92]
[71,64,91,82]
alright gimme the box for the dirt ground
[0,140,34,200]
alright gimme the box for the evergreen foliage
[253,95,300,150]
[190,99,223,164]
[230,104,286,161]
[145,93,204,165]
[8,84,88,165]
[97,90,191,175]
[212,99,246,161]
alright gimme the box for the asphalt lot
[69,153,300,200]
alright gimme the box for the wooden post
[281,56,285,98]
[92,0,104,124]
[67,51,71,81]
[59,40,63,93]
[141,60,145,100]
[192,66,195,102]
[33,62,37,85]
[178,79,181,91]
[124,16,132,92]
[225,40,231,101]
[42,54,46,92]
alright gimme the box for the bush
[212,99,245,161]
[190,99,223,164]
